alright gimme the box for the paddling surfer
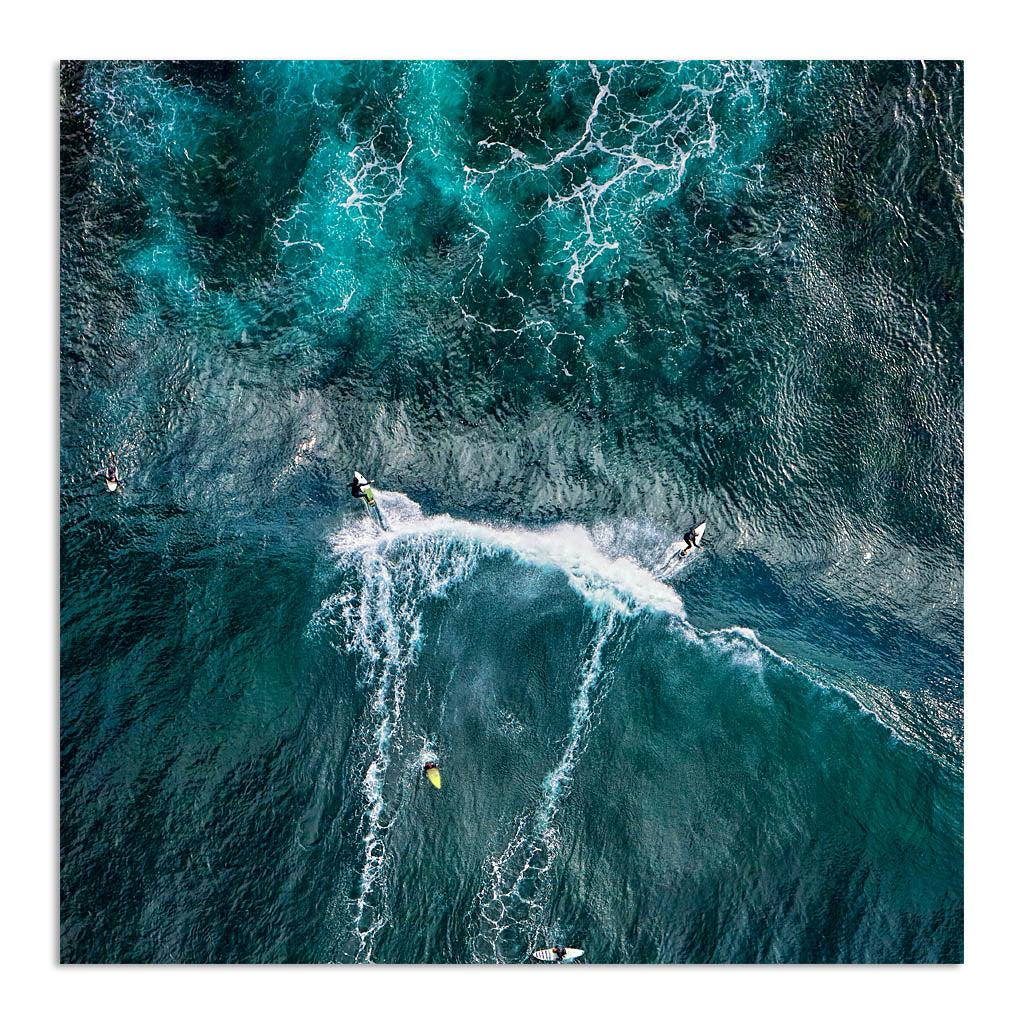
[95,454,122,492]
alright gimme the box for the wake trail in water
[472,611,632,963]
[307,518,478,961]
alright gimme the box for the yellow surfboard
[425,765,441,789]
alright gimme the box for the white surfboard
[656,521,707,575]
[532,947,584,962]
[105,478,118,492]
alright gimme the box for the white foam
[538,612,620,829]
[472,612,629,962]
[327,492,685,620]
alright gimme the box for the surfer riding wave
[350,471,388,531]
[657,521,706,575]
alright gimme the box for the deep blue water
[60,60,963,963]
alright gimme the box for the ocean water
[60,60,963,963]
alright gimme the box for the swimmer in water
[95,454,122,491]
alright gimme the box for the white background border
[8,1,1015,1019]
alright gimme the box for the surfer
[423,760,441,789]
[658,521,706,574]
[95,454,121,492]
[532,944,582,961]
[350,471,388,530]
[349,472,373,500]
[680,524,699,557]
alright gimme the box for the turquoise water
[60,60,963,963]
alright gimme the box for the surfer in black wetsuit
[349,473,372,500]
[95,454,121,491]
[657,523,705,575]
[350,472,389,531]
[553,946,567,962]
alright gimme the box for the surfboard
[105,478,118,492]
[355,475,389,531]
[425,765,441,789]
[371,495,389,531]
[656,521,707,575]
[532,947,584,962]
